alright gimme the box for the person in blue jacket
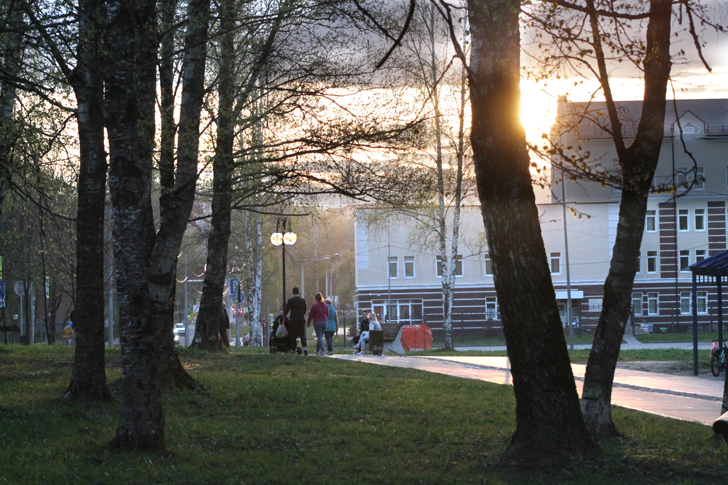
[324,298,338,356]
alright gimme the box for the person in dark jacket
[284,287,308,355]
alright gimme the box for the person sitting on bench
[354,311,381,355]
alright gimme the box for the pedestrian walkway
[455,335,714,352]
[335,354,725,427]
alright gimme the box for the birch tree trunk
[581,0,672,438]
[65,0,110,401]
[251,215,263,346]
[193,0,235,351]
[468,0,597,461]
[106,0,209,450]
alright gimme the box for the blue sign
[230,278,241,303]
[0,280,5,299]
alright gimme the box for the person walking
[307,292,329,357]
[284,287,308,355]
[324,298,338,356]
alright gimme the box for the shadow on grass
[0,345,726,484]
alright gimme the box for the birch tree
[105,0,209,449]
[527,0,721,438]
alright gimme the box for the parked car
[174,323,186,345]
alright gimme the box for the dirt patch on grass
[617,360,713,376]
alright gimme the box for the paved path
[335,354,726,427]
[454,334,714,352]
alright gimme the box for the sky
[519,6,728,142]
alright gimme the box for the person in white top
[354,311,381,354]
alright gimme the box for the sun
[520,80,558,145]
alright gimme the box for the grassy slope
[0,345,726,484]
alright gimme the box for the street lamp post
[271,217,296,311]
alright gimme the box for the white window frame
[550,252,561,275]
[678,209,689,231]
[681,291,709,315]
[647,292,659,315]
[694,167,705,190]
[636,251,641,274]
[436,255,463,278]
[679,249,691,272]
[484,255,493,276]
[647,251,658,273]
[676,167,688,187]
[645,210,657,232]
[632,292,643,316]
[404,256,415,279]
[680,291,691,315]
[694,208,706,231]
[485,297,498,321]
[388,256,398,279]
[697,291,708,314]
[695,249,707,264]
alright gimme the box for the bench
[713,410,728,444]
[365,323,406,356]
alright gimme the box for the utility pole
[561,167,574,350]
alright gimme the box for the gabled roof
[690,251,728,277]
[555,99,728,139]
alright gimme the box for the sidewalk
[335,354,725,427]
[455,333,714,352]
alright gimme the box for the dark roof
[690,251,728,277]
[555,99,728,139]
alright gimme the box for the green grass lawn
[431,333,598,347]
[635,331,723,344]
[0,344,726,484]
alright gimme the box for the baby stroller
[269,314,293,353]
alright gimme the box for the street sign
[0,280,4,308]
[230,278,241,303]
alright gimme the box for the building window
[484,255,493,276]
[588,298,603,312]
[696,249,706,264]
[648,293,659,315]
[680,291,691,315]
[632,292,643,316]
[695,208,706,231]
[373,299,423,323]
[676,167,688,187]
[647,251,658,273]
[436,255,463,277]
[485,297,498,321]
[645,210,656,232]
[698,291,708,314]
[678,209,689,231]
[388,256,398,279]
[695,167,705,190]
[550,252,561,275]
[682,291,708,315]
[680,250,690,272]
[404,256,415,278]
[636,251,641,274]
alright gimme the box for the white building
[354,98,728,335]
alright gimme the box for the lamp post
[271,217,296,311]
